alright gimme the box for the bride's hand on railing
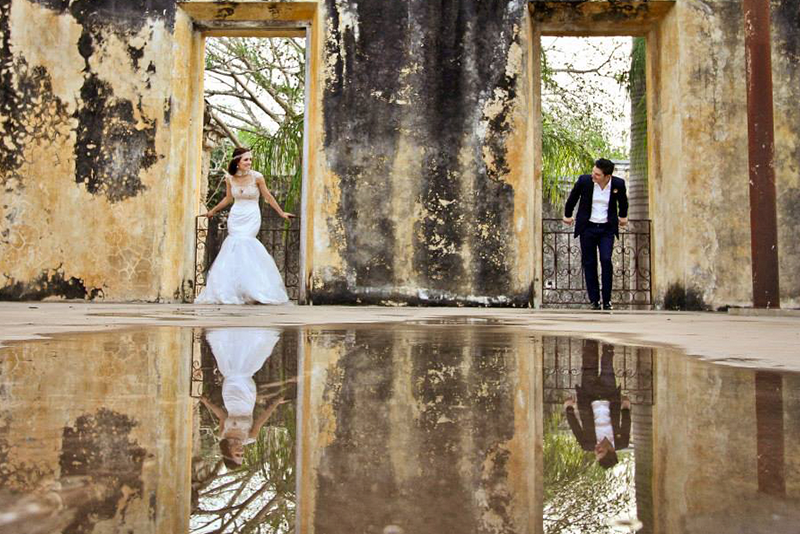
[280,212,296,220]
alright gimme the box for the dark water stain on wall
[321,0,527,304]
[0,267,103,300]
[35,0,177,32]
[323,0,406,289]
[772,0,800,298]
[73,73,158,202]
[0,0,71,193]
[60,408,146,534]
[772,0,800,62]
[22,0,177,202]
[465,1,521,297]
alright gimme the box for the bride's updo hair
[227,147,252,176]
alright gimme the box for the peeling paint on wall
[0,0,192,302]
[0,0,72,193]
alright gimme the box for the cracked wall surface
[0,0,193,301]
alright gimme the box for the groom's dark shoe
[590,302,602,311]
[602,302,613,311]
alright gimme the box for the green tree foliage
[541,38,631,204]
[543,410,636,534]
[204,37,305,213]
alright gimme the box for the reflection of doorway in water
[190,327,299,533]
[542,337,654,533]
[194,34,307,303]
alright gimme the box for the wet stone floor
[0,322,798,534]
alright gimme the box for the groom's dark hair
[595,158,615,176]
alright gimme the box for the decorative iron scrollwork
[542,218,652,309]
[542,337,654,406]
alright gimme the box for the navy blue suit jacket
[564,175,629,238]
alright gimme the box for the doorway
[537,35,652,309]
[194,34,307,301]
[175,3,316,304]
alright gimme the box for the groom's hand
[562,216,574,226]
[619,217,628,228]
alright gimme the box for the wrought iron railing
[194,209,301,301]
[543,337,654,406]
[542,218,652,308]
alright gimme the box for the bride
[199,328,289,469]
[196,147,294,304]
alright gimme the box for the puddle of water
[0,323,798,533]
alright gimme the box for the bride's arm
[200,395,227,422]
[205,175,234,217]
[256,175,295,220]
[248,393,286,440]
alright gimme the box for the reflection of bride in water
[199,328,287,469]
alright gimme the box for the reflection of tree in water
[543,408,635,534]
[190,330,298,534]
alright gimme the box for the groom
[562,158,628,311]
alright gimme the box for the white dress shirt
[591,400,615,447]
[589,181,612,223]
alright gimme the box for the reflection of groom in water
[563,158,629,310]
[564,340,631,469]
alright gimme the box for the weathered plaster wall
[648,0,800,309]
[309,0,536,306]
[0,0,197,301]
[771,0,800,308]
[0,329,193,533]
[649,1,753,309]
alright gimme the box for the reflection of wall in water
[0,329,193,533]
[298,327,543,534]
[652,350,800,533]
[787,374,800,499]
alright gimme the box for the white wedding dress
[195,171,290,304]
[206,328,281,444]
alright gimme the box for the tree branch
[209,104,265,130]
[207,104,242,148]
